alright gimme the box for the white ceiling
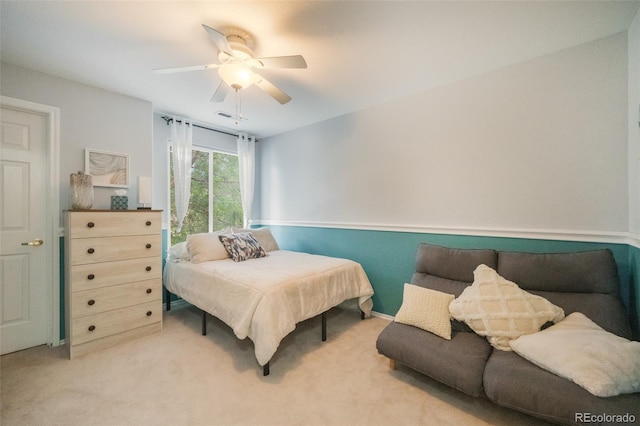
[2,1,639,138]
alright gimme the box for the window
[169,146,243,244]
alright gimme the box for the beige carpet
[1,304,550,426]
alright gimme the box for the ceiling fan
[154,25,307,105]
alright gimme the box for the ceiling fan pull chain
[235,88,240,125]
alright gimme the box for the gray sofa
[376,243,639,425]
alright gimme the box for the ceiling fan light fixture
[218,63,253,90]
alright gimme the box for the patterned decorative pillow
[218,232,267,262]
[395,284,455,340]
[449,264,565,350]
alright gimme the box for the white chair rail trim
[252,219,640,249]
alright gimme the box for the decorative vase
[70,171,93,210]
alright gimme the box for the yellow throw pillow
[395,284,455,340]
[449,264,565,350]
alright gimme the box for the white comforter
[163,250,374,366]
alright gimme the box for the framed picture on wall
[85,149,130,188]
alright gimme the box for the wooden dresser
[65,210,163,358]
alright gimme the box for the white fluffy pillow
[395,284,455,340]
[510,312,640,397]
[186,229,230,263]
[167,241,189,262]
[449,264,564,350]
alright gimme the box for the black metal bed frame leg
[165,287,172,311]
[321,311,327,341]
[202,310,207,336]
[263,362,270,376]
[360,310,365,320]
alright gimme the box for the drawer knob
[88,299,95,306]
[88,325,96,332]
[146,243,152,249]
[87,248,95,254]
[146,266,152,272]
[146,288,152,294]
[87,222,95,228]
[146,311,152,317]
[87,274,95,280]
[146,221,152,226]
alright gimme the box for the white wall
[629,10,640,236]
[0,62,153,219]
[258,33,629,235]
[152,112,237,227]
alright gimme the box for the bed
[163,228,374,375]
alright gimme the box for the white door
[0,105,50,354]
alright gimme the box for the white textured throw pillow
[448,264,565,350]
[186,229,230,264]
[395,284,455,340]
[510,312,640,397]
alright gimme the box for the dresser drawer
[70,258,161,291]
[72,301,161,345]
[70,234,161,265]
[68,211,161,238]
[71,279,161,318]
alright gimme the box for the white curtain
[169,117,193,232]
[237,133,256,227]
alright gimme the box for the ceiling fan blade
[253,74,292,104]
[256,55,307,69]
[210,80,229,102]
[202,24,233,57]
[153,63,219,74]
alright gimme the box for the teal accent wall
[59,237,65,340]
[262,225,638,336]
[161,229,181,304]
[626,245,640,334]
[59,228,639,340]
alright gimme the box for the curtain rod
[161,116,258,141]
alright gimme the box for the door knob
[21,238,44,247]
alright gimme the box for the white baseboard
[371,311,393,322]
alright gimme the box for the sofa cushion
[394,284,454,340]
[411,244,498,333]
[497,249,619,295]
[376,321,492,397]
[528,290,632,340]
[509,312,640,397]
[484,350,640,425]
[414,243,497,283]
[449,265,565,350]
[497,249,632,339]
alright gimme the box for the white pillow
[186,229,230,263]
[395,284,455,340]
[231,227,280,252]
[449,264,564,350]
[510,312,640,397]
[167,241,189,262]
